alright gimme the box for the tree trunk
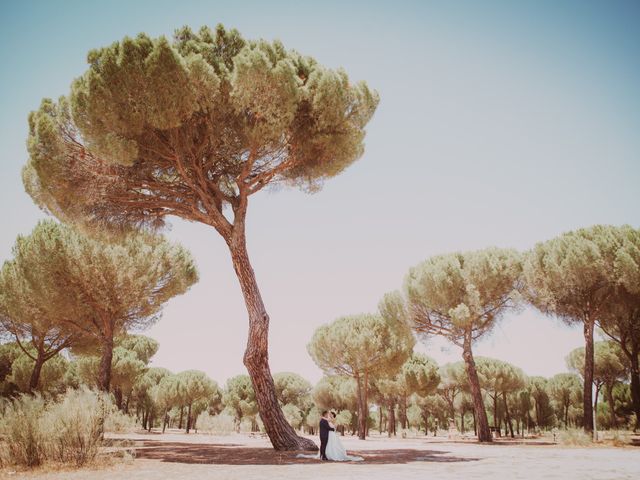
[98,336,114,392]
[582,316,595,434]
[462,333,492,442]
[162,409,168,434]
[629,344,640,432]
[388,401,396,437]
[503,392,514,438]
[593,384,601,441]
[186,403,192,433]
[355,372,368,440]
[605,383,617,429]
[400,395,407,429]
[179,406,184,430]
[379,405,384,434]
[564,403,569,428]
[28,353,45,393]
[492,393,499,431]
[228,235,317,451]
[114,387,123,410]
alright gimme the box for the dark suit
[319,417,335,460]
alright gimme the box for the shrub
[0,388,109,468]
[104,408,138,433]
[42,388,105,466]
[0,394,47,467]
[196,412,236,435]
[557,428,592,446]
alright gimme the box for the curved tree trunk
[462,333,492,442]
[582,316,595,434]
[229,235,317,451]
[604,383,617,429]
[98,336,114,392]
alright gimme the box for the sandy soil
[3,431,639,480]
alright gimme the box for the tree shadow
[132,441,480,465]
[356,449,480,464]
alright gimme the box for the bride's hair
[330,411,336,418]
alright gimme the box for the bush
[196,412,236,435]
[104,408,138,433]
[43,388,105,466]
[0,394,47,467]
[557,428,592,446]
[0,388,109,468]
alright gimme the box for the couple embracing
[318,410,363,462]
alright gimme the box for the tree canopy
[22,23,379,452]
[523,225,634,435]
[0,220,197,392]
[308,313,414,439]
[24,25,379,234]
[403,248,523,442]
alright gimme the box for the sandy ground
[3,431,639,480]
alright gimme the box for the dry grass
[0,388,110,469]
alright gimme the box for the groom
[319,410,335,461]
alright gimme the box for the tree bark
[388,401,396,437]
[400,395,407,429]
[582,316,594,434]
[593,384,601,441]
[179,406,184,430]
[629,344,640,431]
[503,392,515,438]
[162,409,168,434]
[98,336,114,392]
[379,405,384,434]
[114,387,123,410]
[229,236,317,451]
[355,372,368,440]
[28,354,45,393]
[462,333,492,442]
[186,403,192,433]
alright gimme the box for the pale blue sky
[1,1,639,385]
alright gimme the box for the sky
[1,0,639,387]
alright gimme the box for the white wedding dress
[325,428,363,462]
[295,423,364,462]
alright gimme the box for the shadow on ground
[132,440,480,465]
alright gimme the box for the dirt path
[3,432,639,480]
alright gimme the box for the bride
[325,412,363,462]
